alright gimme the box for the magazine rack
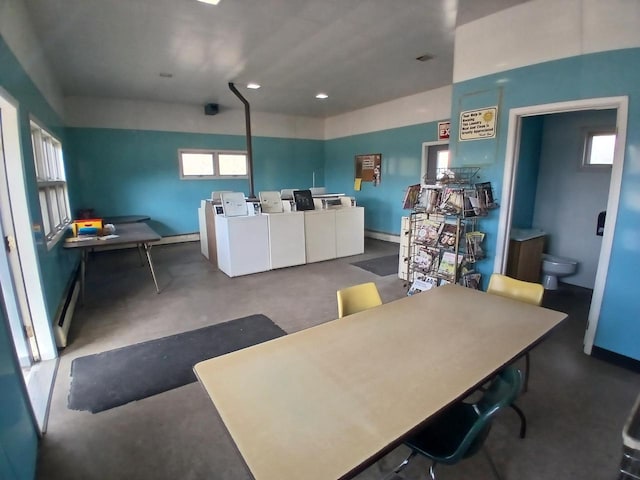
[402,168,497,294]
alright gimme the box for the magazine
[407,276,438,296]
[413,246,439,273]
[415,219,443,247]
[403,184,421,209]
[437,251,460,278]
[437,223,458,249]
[465,231,485,262]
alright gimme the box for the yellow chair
[487,273,544,392]
[487,273,544,440]
[336,282,382,318]
[487,273,544,307]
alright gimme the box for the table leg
[143,243,160,293]
[80,249,87,305]
[137,243,144,266]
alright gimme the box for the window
[583,131,615,167]
[178,149,248,179]
[30,120,71,248]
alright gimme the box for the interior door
[0,106,40,366]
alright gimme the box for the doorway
[495,96,628,355]
[421,141,449,185]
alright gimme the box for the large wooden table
[63,222,161,302]
[194,284,567,480]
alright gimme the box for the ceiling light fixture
[315,93,328,99]
[197,0,221,5]
[246,83,261,89]
[159,72,173,78]
[416,53,434,62]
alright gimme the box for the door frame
[494,96,628,355]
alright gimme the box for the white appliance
[303,209,336,263]
[221,192,248,217]
[259,191,284,213]
[335,206,365,257]
[265,211,306,269]
[198,200,209,259]
[215,214,270,277]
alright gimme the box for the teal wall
[449,48,640,361]
[324,122,441,235]
[0,304,37,480]
[65,129,325,236]
[0,35,79,320]
[512,116,543,229]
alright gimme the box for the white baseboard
[365,230,400,244]
[157,233,200,244]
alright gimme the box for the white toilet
[541,254,578,290]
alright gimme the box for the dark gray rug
[351,254,399,276]
[68,314,286,413]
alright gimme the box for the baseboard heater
[54,276,80,348]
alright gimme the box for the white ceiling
[23,0,529,118]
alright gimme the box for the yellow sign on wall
[459,107,497,141]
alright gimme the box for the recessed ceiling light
[416,53,434,62]
[315,93,328,99]
[197,0,221,5]
[247,83,261,89]
[159,72,173,78]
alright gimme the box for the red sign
[438,121,451,140]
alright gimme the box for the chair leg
[428,461,438,480]
[481,446,503,480]
[510,402,527,439]
[523,352,530,393]
[385,450,416,479]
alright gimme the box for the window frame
[178,148,249,180]
[30,118,71,250]
[582,129,616,169]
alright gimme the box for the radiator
[54,279,79,348]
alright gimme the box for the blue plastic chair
[389,366,523,480]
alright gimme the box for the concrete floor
[37,239,639,480]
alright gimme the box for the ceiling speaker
[204,103,219,116]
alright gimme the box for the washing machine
[215,192,270,277]
[259,190,306,269]
[264,212,306,269]
[335,206,365,257]
[303,209,337,263]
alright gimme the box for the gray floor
[37,239,638,480]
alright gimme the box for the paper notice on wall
[459,107,497,141]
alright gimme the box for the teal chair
[389,366,523,480]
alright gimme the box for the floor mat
[351,254,399,276]
[68,314,286,413]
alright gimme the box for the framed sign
[355,153,382,188]
[459,107,497,141]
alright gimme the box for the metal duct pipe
[228,82,255,198]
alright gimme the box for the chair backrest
[457,366,523,460]
[336,282,382,318]
[487,273,544,306]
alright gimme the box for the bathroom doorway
[495,96,627,355]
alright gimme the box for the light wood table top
[194,284,567,480]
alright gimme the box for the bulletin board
[354,153,382,190]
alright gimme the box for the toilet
[541,254,578,290]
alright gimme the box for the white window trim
[178,148,249,180]
[581,128,616,170]
[30,118,71,250]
